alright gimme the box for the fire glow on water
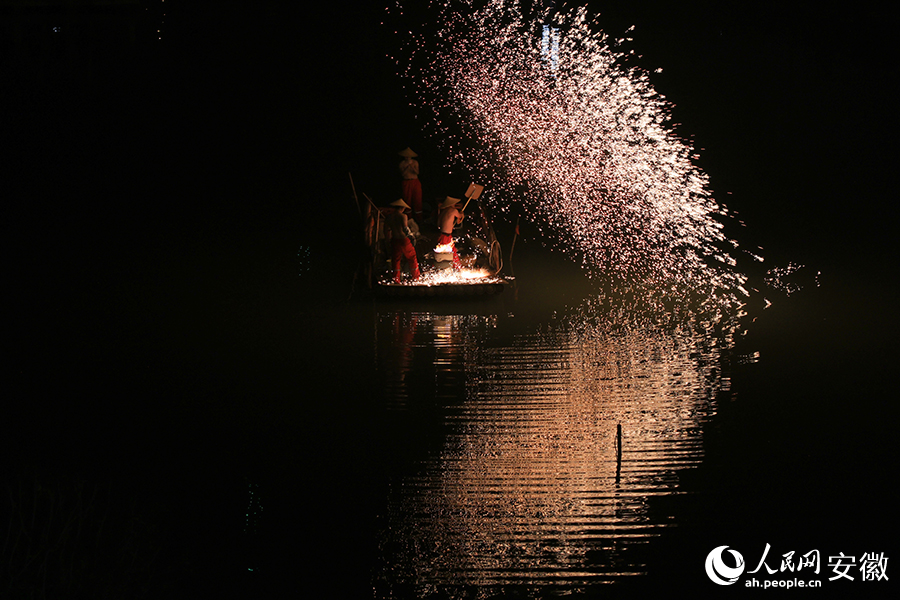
[391,268,500,286]
[387,0,755,312]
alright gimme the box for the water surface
[367,275,731,596]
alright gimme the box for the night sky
[5,0,892,269]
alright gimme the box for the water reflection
[374,301,728,596]
[379,311,500,411]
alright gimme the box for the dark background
[3,1,897,597]
[3,0,895,274]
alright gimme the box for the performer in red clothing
[437,196,465,270]
[387,199,421,284]
[398,147,422,223]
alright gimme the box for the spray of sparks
[387,268,502,286]
[386,0,754,313]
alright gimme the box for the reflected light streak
[375,302,725,594]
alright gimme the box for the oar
[461,183,484,212]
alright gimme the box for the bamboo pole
[509,215,520,264]
[348,172,362,218]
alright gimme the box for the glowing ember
[434,243,455,253]
[387,268,496,286]
[386,1,757,316]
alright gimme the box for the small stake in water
[616,423,623,485]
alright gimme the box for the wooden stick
[363,193,381,245]
[509,215,520,263]
[615,423,623,485]
[348,172,362,218]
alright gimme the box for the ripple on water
[373,303,728,596]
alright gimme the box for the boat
[362,193,510,297]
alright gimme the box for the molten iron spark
[386,0,756,316]
[389,268,498,286]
